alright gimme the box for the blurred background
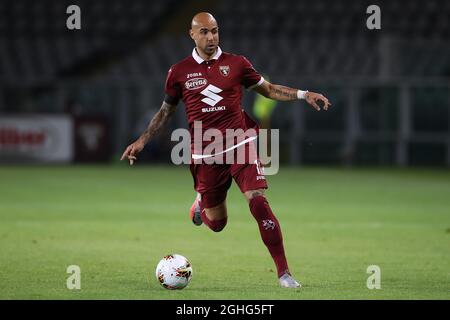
[0,0,449,166]
[1,0,450,300]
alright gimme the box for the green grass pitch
[0,165,449,299]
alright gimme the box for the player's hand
[305,92,331,111]
[120,139,145,165]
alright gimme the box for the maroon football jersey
[165,47,264,152]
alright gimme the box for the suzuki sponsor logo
[202,106,226,113]
[200,84,223,106]
[185,78,208,90]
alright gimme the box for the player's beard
[204,43,217,55]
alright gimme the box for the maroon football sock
[249,195,289,278]
[200,209,228,232]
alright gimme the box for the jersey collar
[192,47,222,64]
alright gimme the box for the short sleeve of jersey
[164,66,181,102]
[240,56,264,89]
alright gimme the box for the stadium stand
[0,0,449,165]
[1,0,449,82]
[0,0,175,83]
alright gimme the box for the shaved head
[191,12,218,29]
[190,12,219,59]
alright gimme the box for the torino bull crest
[219,65,230,77]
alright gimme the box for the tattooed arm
[120,101,177,165]
[253,80,331,111]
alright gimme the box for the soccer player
[121,12,331,288]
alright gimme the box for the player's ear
[189,29,195,40]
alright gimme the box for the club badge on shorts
[219,65,230,77]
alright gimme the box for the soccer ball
[155,254,193,290]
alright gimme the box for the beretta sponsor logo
[185,78,208,90]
